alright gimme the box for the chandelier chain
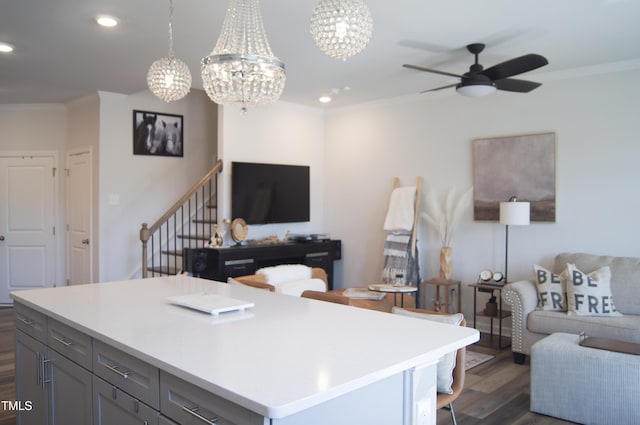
[168,0,175,57]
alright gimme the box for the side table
[421,278,461,313]
[470,283,511,349]
[368,284,418,308]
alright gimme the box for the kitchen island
[12,275,478,425]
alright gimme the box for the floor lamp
[499,197,530,283]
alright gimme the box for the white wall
[218,101,326,241]
[324,67,640,320]
[1,90,218,286]
[97,89,218,282]
[0,104,68,286]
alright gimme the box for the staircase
[140,159,223,278]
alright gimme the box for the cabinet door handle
[17,315,35,327]
[103,362,132,379]
[40,355,51,388]
[36,352,42,386]
[181,405,219,424]
[52,335,74,347]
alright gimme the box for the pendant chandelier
[147,0,192,102]
[310,0,373,60]
[201,0,286,112]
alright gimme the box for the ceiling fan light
[456,83,496,97]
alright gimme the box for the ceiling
[2,0,640,109]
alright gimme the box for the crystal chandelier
[147,0,192,102]
[201,0,286,112]
[310,0,373,60]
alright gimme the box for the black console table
[183,240,341,290]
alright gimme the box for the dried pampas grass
[421,186,473,247]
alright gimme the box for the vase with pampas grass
[421,186,473,280]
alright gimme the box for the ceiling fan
[403,43,548,97]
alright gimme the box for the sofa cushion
[555,253,640,315]
[528,310,640,343]
[565,264,621,316]
[533,265,567,311]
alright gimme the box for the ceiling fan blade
[403,64,464,79]
[480,54,548,81]
[495,78,542,93]
[420,83,458,93]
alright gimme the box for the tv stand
[183,240,341,290]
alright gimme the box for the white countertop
[11,276,478,418]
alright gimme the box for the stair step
[161,250,183,257]
[177,234,210,241]
[148,265,181,276]
[192,219,216,224]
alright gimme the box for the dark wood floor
[0,307,16,425]
[0,307,575,425]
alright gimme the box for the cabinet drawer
[48,318,92,370]
[160,371,267,425]
[224,259,255,278]
[304,252,330,268]
[14,302,47,343]
[94,375,160,425]
[94,339,160,409]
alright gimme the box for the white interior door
[66,150,92,285]
[0,155,57,304]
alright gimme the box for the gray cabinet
[93,339,160,410]
[15,328,92,425]
[160,371,267,425]
[15,330,48,425]
[48,349,92,425]
[93,376,159,425]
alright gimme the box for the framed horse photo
[133,110,184,157]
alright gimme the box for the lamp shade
[499,201,530,225]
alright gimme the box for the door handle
[0,235,4,241]
[81,239,89,245]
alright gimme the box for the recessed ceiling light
[0,42,15,53]
[96,15,119,27]
[319,95,332,103]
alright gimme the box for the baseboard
[471,315,512,338]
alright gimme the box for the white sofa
[502,252,640,363]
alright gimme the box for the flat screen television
[231,161,310,224]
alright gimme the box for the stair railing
[140,159,223,278]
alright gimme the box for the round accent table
[368,284,418,308]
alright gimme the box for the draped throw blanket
[382,232,420,285]
[383,186,416,232]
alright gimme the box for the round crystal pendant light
[201,0,286,112]
[147,0,191,102]
[310,0,373,60]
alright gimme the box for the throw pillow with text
[566,263,622,316]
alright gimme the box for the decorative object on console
[473,132,556,222]
[421,185,473,280]
[230,218,248,244]
[133,110,183,157]
[147,0,192,102]
[566,264,621,316]
[201,0,286,112]
[533,264,567,311]
[309,0,373,60]
[499,196,530,284]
